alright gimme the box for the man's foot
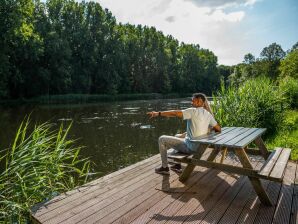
[170,164,182,173]
[155,166,170,175]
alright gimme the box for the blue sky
[96,0,298,65]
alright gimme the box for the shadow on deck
[31,149,298,224]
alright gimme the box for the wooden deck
[31,149,298,224]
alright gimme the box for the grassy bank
[0,119,93,223]
[0,93,193,105]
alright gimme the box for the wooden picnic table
[168,127,291,206]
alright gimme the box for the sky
[95,0,298,65]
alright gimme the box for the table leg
[254,137,270,159]
[220,147,227,164]
[207,146,220,162]
[235,148,272,206]
[179,144,208,182]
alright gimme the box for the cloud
[96,0,256,65]
[165,16,176,23]
[184,0,258,9]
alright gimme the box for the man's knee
[158,135,169,144]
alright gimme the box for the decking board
[31,154,297,224]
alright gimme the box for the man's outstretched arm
[147,110,183,118]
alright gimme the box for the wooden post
[234,148,272,206]
[179,144,208,182]
[254,137,270,159]
[206,146,220,162]
[220,147,227,164]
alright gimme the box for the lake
[0,98,191,177]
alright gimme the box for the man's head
[192,93,206,107]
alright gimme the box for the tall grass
[0,119,92,223]
[267,110,298,159]
[212,77,286,136]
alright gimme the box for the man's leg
[156,135,190,174]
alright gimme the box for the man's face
[192,97,204,107]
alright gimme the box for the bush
[266,110,298,159]
[279,76,298,109]
[0,119,92,223]
[213,77,286,136]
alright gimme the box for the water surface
[0,98,191,177]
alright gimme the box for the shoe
[170,164,182,173]
[155,166,170,175]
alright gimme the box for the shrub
[279,76,298,109]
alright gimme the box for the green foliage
[279,76,298,109]
[0,0,220,100]
[0,119,92,222]
[266,110,298,159]
[213,77,285,136]
[279,49,298,79]
[260,42,286,61]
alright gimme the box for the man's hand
[147,111,159,119]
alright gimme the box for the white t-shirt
[182,107,217,151]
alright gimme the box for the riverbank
[0,93,194,105]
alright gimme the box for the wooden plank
[258,148,283,177]
[218,162,264,224]
[31,154,160,215]
[235,179,270,224]
[56,168,182,224]
[231,128,266,148]
[289,161,298,224]
[191,127,241,144]
[254,136,270,159]
[128,168,222,224]
[76,149,213,224]
[206,147,220,162]
[42,161,163,224]
[145,156,240,224]
[34,157,161,222]
[166,172,241,224]
[199,178,248,224]
[179,144,208,182]
[111,165,209,224]
[235,148,272,206]
[245,147,265,156]
[212,128,251,146]
[98,165,216,224]
[270,148,291,180]
[169,158,260,224]
[167,153,190,160]
[271,161,296,224]
[223,128,258,146]
[251,181,283,223]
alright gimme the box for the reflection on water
[0,98,191,178]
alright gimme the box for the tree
[260,43,285,61]
[290,41,298,52]
[243,53,255,64]
[279,50,298,79]
[260,43,285,79]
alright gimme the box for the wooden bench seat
[258,147,291,182]
[167,152,191,161]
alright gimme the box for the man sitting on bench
[147,93,221,175]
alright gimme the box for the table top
[190,127,266,148]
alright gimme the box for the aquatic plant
[0,119,92,223]
[213,77,286,136]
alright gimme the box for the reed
[212,77,286,136]
[0,118,92,223]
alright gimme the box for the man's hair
[192,93,206,102]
